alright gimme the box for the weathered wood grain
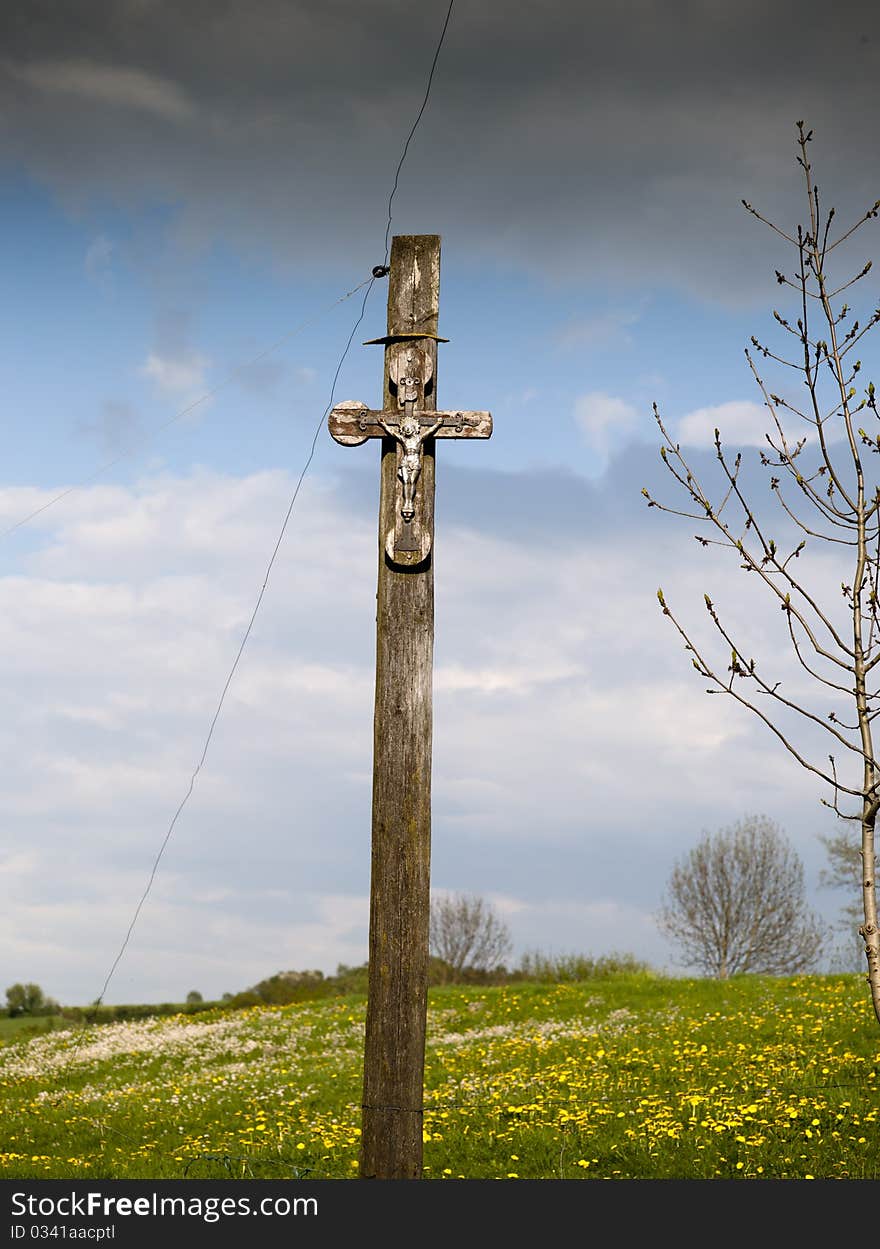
[329,405,492,444]
[360,235,439,1180]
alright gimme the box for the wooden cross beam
[327,235,492,1179]
[329,349,491,564]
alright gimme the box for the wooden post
[328,235,492,1178]
[363,234,437,1180]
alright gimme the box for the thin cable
[1,275,373,540]
[382,0,455,265]
[91,278,377,1010]
[83,0,459,1017]
[10,0,454,542]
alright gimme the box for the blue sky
[1,173,761,488]
[1,1,877,1003]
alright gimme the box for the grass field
[0,1016,72,1044]
[1,972,878,1180]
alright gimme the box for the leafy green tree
[6,983,47,1017]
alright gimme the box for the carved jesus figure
[378,413,444,521]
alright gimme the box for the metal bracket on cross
[328,341,491,565]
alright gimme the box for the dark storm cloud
[1,1,878,300]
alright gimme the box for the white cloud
[435,660,584,696]
[8,59,195,123]
[574,391,638,464]
[0,465,844,1002]
[0,879,370,1005]
[676,399,807,449]
[141,350,210,397]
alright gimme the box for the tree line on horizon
[5,815,867,1027]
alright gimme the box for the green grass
[0,1016,72,1044]
[1,972,877,1180]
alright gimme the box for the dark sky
[2,0,878,298]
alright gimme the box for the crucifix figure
[379,409,443,522]
[326,236,492,1180]
[373,343,444,524]
[329,338,491,564]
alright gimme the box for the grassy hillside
[0,972,877,1180]
[0,1015,71,1044]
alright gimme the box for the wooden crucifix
[328,235,492,1179]
[329,351,491,565]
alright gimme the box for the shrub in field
[516,951,654,983]
[60,1000,219,1025]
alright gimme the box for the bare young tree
[657,816,825,979]
[429,892,513,982]
[644,122,880,1023]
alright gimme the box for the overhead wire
[83,0,458,1014]
[0,276,374,540]
[92,281,376,1011]
[382,0,456,266]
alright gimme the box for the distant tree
[645,122,880,1021]
[656,816,826,978]
[429,892,513,983]
[818,829,864,924]
[6,983,48,1017]
[185,990,203,1005]
[819,829,875,969]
